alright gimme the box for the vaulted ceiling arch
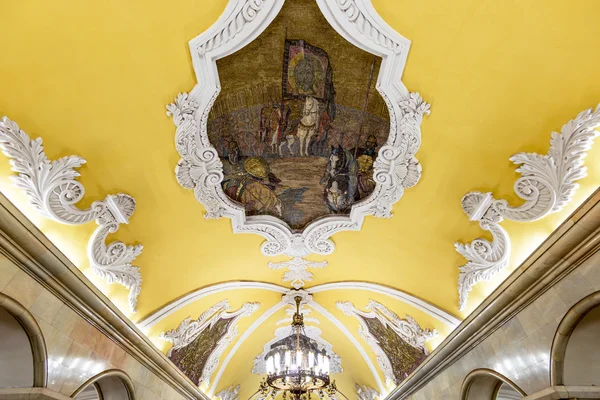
[1,0,599,399]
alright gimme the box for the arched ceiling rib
[0,0,599,398]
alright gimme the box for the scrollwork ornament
[0,117,143,312]
[216,385,240,400]
[336,299,436,383]
[356,384,380,400]
[161,300,259,386]
[334,0,405,54]
[455,105,600,310]
[170,1,428,266]
[268,257,328,289]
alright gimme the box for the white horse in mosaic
[296,96,319,156]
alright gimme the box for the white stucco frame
[168,0,430,258]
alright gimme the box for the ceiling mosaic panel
[1,0,599,399]
[209,0,390,230]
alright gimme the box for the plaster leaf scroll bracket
[455,105,600,311]
[167,0,431,267]
[216,385,240,400]
[0,117,143,312]
[268,237,328,288]
[356,384,380,400]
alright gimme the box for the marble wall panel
[0,253,187,400]
[405,250,600,400]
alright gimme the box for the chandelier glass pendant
[257,296,342,400]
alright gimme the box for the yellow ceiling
[1,0,599,398]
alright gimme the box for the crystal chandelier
[257,296,342,400]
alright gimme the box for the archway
[550,290,600,386]
[72,369,135,400]
[0,293,47,388]
[460,369,525,400]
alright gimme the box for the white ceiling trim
[167,0,430,272]
[309,282,461,327]
[209,289,385,396]
[308,299,385,393]
[215,384,240,400]
[160,300,260,387]
[137,281,287,330]
[0,117,143,312]
[208,298,287,396]
[337,300,437,386]
[455,104,600,311]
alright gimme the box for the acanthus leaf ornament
[455,105,600,311]
[0,117,143,312]
[268,257,327,289]
[356,384,380,400]
[160,300,260,387]
[333,0,408,55]
[371,92,430,218]
[168,0,429,267]
[336,300,437,384]
[216,385,240,400]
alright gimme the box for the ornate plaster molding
[0,117,143,312]
[307,298,385,393]
[310,281,461,327]
[337,300,437,384]
[139,280,458,336]
[252,325,343,375]
[216,385,240,400]
[137,281,287,330]
[455,105,600,311]
[209,297,287,396]
[167,0,429,261]
[356,384,380,400]
[211,289,381,395]
[268,257,328,289]
[276,298,319,326]
[160,300,259,386]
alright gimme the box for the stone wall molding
[71,369,136,399]
[0,388,72,400]
[167,0,429,266]
[455,105,600,311]
[387,190,600,400]
[0,292,48,388]
[550,290,600,386]
[521,385,600,400]
[0,194,208,400]
[0,117,143,312]
[460,368,526,400]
